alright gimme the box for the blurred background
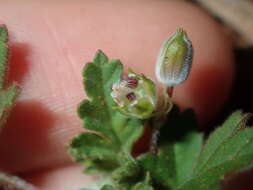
[190,0,253,189]
[190,0,253,125]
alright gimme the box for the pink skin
[0,0,234,189]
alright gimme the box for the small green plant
[69,29,253,190]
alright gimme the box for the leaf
[0,85,19,127]
[69,50,144,173]
[100,185,117,190]
[112,154,141,190]
[131,173,154,190]
[138,109,253,190]
[138,107,203,189]
[0,25,19,129]
[0,25,8,88]
[177,111,253,190]
[98,171,154,190]
[194,111,248,173]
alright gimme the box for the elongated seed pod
[155,28,193,87]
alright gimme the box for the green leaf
[194,111,248,173]
[101,185,117,190]
[138,107,203,189]
[131,173,154,190]
[0,25,8,88]
[0,25,19,129]
[137,109,253,190]
[177,111,253,190]
[69,50,144,173]
[131,182,154,190]
[0,85,19,127]
[112,154,141,189]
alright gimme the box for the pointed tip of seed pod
[176,28,184,35]
[176,27,185,33]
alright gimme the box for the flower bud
[111,69,157,119]
[155,28,193,87]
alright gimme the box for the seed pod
[111,69,157,119]
[156,28,193,87]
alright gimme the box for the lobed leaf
[138,107,203,189]
[137,109,253,190]
[69,50,144,173]
[194,111,248,173]
[177,111,253,190]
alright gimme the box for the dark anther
[126,92,136,101]
[127,78,138,88]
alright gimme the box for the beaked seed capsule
[155,28,193,87]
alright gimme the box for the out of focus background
[192,0,253,123]
[190,0,253,189]
[192,0,253,47]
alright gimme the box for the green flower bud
[111,69,157,119]
[156,28,193,87]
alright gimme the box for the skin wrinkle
[41,14,69,102]
[38,12,81,114]
[44,9,83,101]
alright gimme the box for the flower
[111,69,157,119]
[155,28,193,87]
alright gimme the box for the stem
[167,87,174,97]
[149,117,164,154]
[149,86,174,155]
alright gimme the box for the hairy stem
[149,87,174,154]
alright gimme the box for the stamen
[126,92,136,101]
[127,78,138,88]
